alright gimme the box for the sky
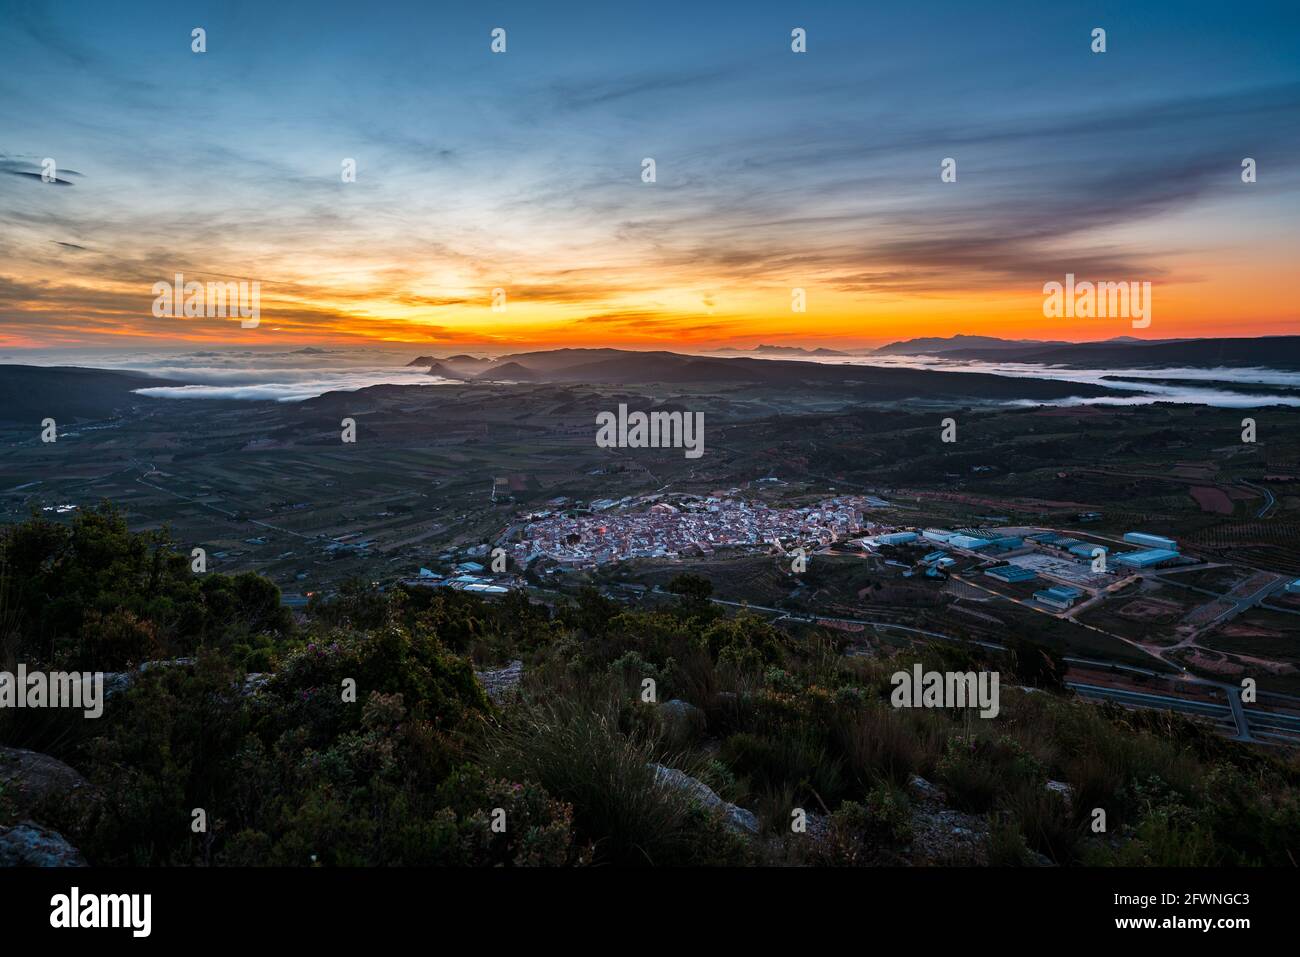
[1,0,1298,352]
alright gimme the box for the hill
[0,365,184,425]
[426,349,1119,400]
[873,335,1069,356]
[943,336,1300,369]
[3,509,1297,869]
[423,361,468,380]
[472,361,542,382]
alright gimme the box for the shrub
[815,783,913,865]
[987,819,1035,867]
[720,727,846,808]
[1002,782,1079,864]
[479,698,745,865]
[831,701,940,789]
[430,765,585,866]
[935,733,1045,814]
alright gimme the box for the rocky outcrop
[102,660,270,701]
[0,747,90,818]
[243,673,271,695]
[906,775,990,865]
[906,774,945,805]
[102,658,197,699]
[475,660,523,704]
[658,698,706,744]
[1045,779,1073,809]
[0,821,87,866]
[649,763,759,835]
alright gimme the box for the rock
[475,660,524,704]
[649,763,759,835]
[907,774,945,806]
[660,698,703,720]
[138,657,197,672]
[101,672,134,698]
[105,660,268,701]
[0,821,87,867]
[801,810,832,844]
[0,747,90,818]
[103,658,199,699]
[909,805,990,865]
[904,775,991,863]
[242,673,270,695]
[658,699,706,743]
[1045,780,1073,808]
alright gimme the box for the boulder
[242,673,271,695]
[0,821,87,867]
[0,747,90,818]
[1045,780,1074,809]
[906,775,989,864]
[909,805,990,865]
[658,698,706,743]
[102,658,198,699]
[475,660,524,704]
[907,774,945,806]
[649,763,759,835]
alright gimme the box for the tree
[665,573,713,603]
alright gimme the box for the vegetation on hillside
[2,505,1297,866]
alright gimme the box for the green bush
[815,783,913,865]
[480,698,747,865]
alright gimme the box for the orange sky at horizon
[2,286,1289,356]
[2,257,1294,352]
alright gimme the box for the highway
[1242,480,1277,519]
[710,596,1300,743]
[1064,681,1253,740]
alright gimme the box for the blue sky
[2,0,1298,348]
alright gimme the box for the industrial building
[1286,579,1300,595]
[1034,585,1084,610]
[985,565,1038,584]
[948,534,991,551]
[1033,533,1091,555]
[1123,531,1177,551]
[877,532,919,545]
[983,535,1024,552]
[1068,542,1106,558]
[1115,548,1181,569]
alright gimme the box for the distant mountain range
[412,335,1299,371]
[872,335,1300,369]
[10,334,1293,427]
[715,344,851,357]
[401,348,1112,400]
[872,335,1073,355]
